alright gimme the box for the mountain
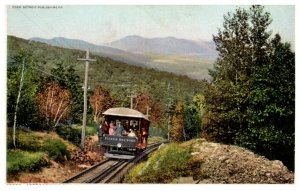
[30,37,151,67]
[106,35,218,59]
[30,36,216,80]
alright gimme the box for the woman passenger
[109,120,115,135]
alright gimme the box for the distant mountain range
[106,35,217,59]
[30,35,217,79]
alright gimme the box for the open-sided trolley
[99,107,150,159]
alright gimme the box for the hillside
[125,139,294,184]
[8,35,205,109]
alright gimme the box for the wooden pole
[127,94,136,109]
[77,49,96,150]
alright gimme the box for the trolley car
[99,107,150,159]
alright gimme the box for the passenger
[128,129,136,137]
[131,121,137,130]
[115,121,124,136]
[141,127,148,144]
[102,120,108,134]
[109,121,115,135]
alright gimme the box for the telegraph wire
[12,10,136,90]
[17,9,78,50]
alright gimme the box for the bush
[124,143,202,183]
[55,125,81,145]
[56,124,98,145]
[7,129,70,162]
[42,139,70,162]
[7,150,48,175]
[7,128,43,151]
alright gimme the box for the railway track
[63,141,167,183]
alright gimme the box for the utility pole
[146,106,151,117]
[127,94,136,109]
[77,49,96,150]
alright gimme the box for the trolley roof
[102,107,149,121]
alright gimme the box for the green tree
[65,65,82,123]
[48,62,82,123]
[235,34,295,170]
[7,50,40,128]
[183,94,205,140]
[204,5,295,170]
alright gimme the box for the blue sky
[7,5,295,47]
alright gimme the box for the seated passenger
[115,121,124,136]
[127,129,136,137]
[109,120,115,135]
[102,120,108,134]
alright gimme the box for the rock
[193,140,294,183]
[172,177,194,183]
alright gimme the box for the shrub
[56,124,98,145]
[7,128,43,151]
[55,125,81,145]
[42,139,70,162]
[7,150,48,175]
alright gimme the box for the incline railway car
[99,107,150,159]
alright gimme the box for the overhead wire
[15,9,136,90]
[17,9,78,50]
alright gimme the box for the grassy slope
[7,129,80,176]
[124,140,203,183]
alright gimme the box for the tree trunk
[13,58,26,148]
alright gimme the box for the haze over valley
[31,35,217,80]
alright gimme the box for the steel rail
[63,158,112,183]
[63,141,168,183]
[100,141,167,183]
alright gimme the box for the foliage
[124,143,201,183]
[7,49,40,128]
[183,97,202,140]
[8,35,207,130]
[203,5,294,170]
[134,92,163,126]
[46,61,82,123]
[7,150,48,175]
[170,101,185,142]
[55,125,82,145]
[89,86,115,123]
[55,124,98,145]
[42,139,70,161]
[36,81,72,129]
[234,34,295,170]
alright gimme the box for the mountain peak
[107,35,217,58]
